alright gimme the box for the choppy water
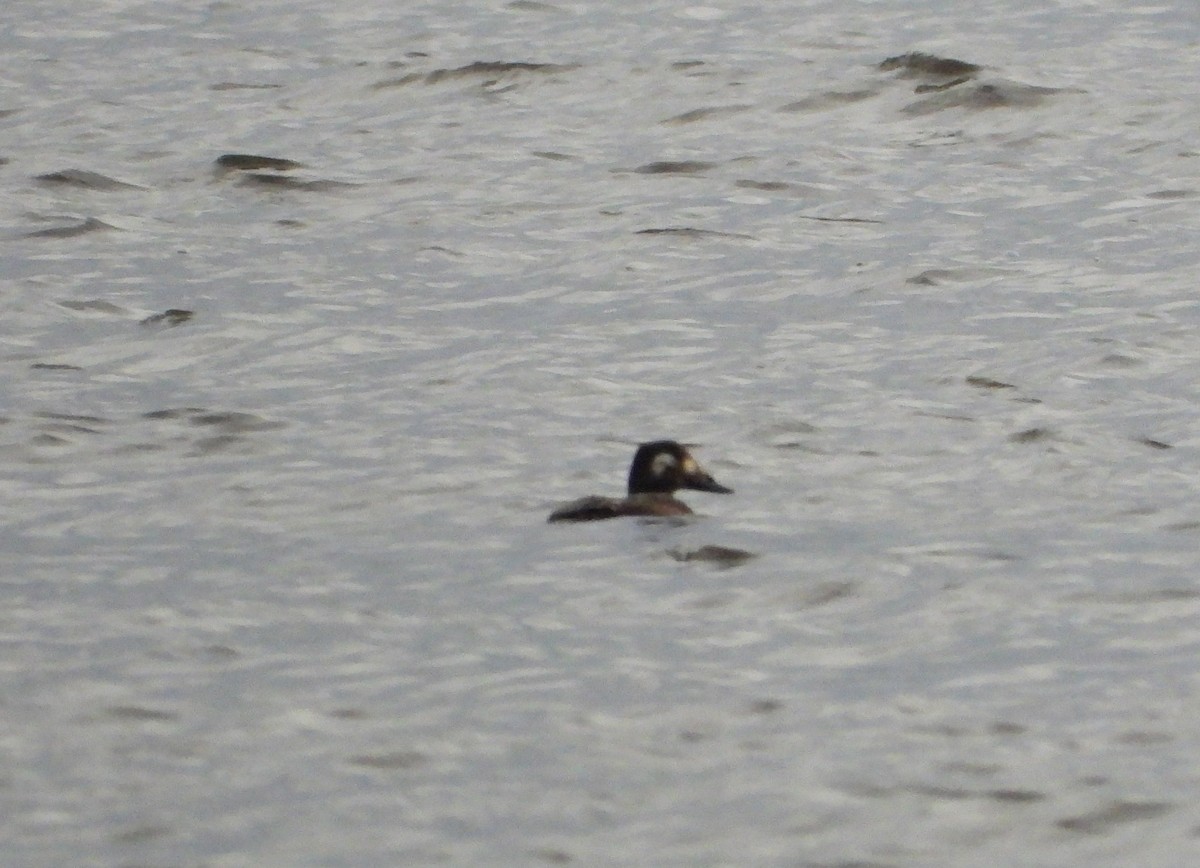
[3,0,1200,865]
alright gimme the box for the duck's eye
[651,453,678,476]
[682,457,698,475]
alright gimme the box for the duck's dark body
[548,440,732,523]
[547,492,696,522]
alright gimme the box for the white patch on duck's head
[650,451,679,478]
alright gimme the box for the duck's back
[547,493,693,523]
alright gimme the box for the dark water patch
[907,784,972,800]
[906,131,969,149]
[735,179,806,192]
[668,545,756,567]
[60,299,127,315]
[1009,427,1053,444]
[1145,188,1196,200]
[373,60,578,89]
[371,73,423,88]
[532,150,574,161]
[328,708,367,720]
[189,411,284,433]
[1115,730,1172,745]
[1056,800,1172,834]
[215,153,304,172]
[31,362,83,372]
[140,309,194,328]
[907,779,1047,804]
[942,761,1002,776]
[104,705,178,722]
[990,721,1026,735]
[896,545,1017,564]
[630,160,716,175]
[684,591,740,610]
[37,422,102,438]
[661,104,751,124]
[38,411,108,426]
[23,217,115,239]
[748,698,784,714]
[508,0,563,11]
[420,244,466,257]
[1135,436,1171,450]
[528,848,572,865]
[136,408,285,455]
[236,173,357,192]
[879,52,982,79]
[36,169,144,190]
[111,824,172,844]
[384,52,430,66]
[906,267,992,286]
[966,375,1016,390]
[763,441,820,453]
[191,434,248,455]
[797,214,883,225]
[755,420,820,449]
[671,60,706,70]
[989,789,1047,803]
[801,582,856,608]
[915,410,976,423]
[914,77,973,94]
[30,433,70,447]
[1099,352,1141,367]
[210,82,283,91]
[914,722,973,738]
[635,227,752,240]
[1065,587,1200,605]
[190,410,282,432]
[143,407,208,420]
[347,750,427,770]
[902,81,1065,115]
[779,89,878,112]
[423,60,577,84]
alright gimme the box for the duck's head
[627,440,733,496]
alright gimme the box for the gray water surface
[3,1,1200,865]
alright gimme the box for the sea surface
[3,1,1200,865]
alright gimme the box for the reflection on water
[2,0,1200,864]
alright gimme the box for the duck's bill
[686,472,733,494]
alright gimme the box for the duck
[547,440,733,522]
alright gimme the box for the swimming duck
[547,440,733,522]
